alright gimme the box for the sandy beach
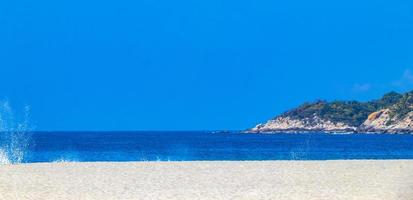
[1,160,412,200]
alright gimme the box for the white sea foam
[52,158,78,163]
[0,101,32,165]
[0,149,11,165]
[289,139,310,160]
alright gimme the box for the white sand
[1,160,413,200]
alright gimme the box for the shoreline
[244,130,413,134]
[4,158,413,165]
[1,160,413,200]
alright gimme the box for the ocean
[4,131,412,163]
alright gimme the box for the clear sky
[0,0,412,131]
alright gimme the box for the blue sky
[0,0,412,131]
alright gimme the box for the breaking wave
[0,101,32,165]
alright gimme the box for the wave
[0,101,32,165]
[52,158,79,163]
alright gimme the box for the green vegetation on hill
[280,91,413,127]
[386,92,413,120]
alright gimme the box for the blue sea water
[15,131,413,163]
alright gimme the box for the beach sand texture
[1,160,412,200]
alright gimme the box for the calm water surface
[23,131,413,163]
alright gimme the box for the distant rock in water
[247,91,413,134]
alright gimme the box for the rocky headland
[247,91,413,134]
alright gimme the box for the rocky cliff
[248,116,356,133]
[247,91,413,134]
[360,109,413,133]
